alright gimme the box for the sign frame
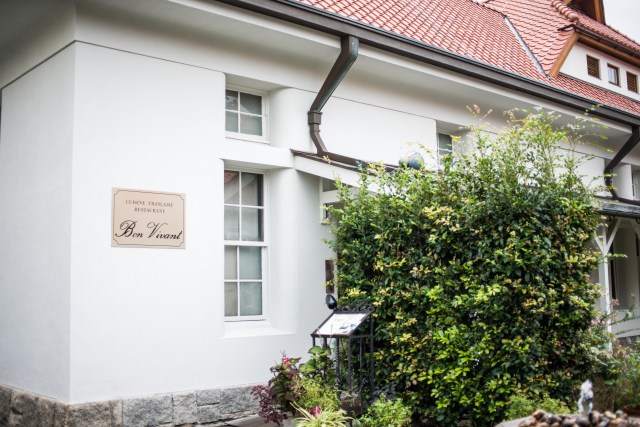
[111,188,186,249]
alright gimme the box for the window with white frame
[437,133,453,166]
[224,170,266,320]
[225,88,266,138]
[608,64,620,86]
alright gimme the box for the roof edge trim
[503,15,546,76]
[214,0,640,126]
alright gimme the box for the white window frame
[437,133,454,167]
[225,86,268,143]
[607,63,620,86]
[224,169,268,322]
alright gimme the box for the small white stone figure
[577,379,593,416]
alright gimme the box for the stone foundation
[0,384,259,427]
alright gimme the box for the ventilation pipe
[308,35,359,165]
[604,125,640,205]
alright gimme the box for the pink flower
[311,404,322,417]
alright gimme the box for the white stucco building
[1,0,640,425]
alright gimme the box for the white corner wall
[69,42,227,402]
[0,45,75,401]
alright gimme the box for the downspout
[308,35,359,165]
[604,125,640,205]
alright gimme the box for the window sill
[222,320,293,338]
[225,133,269,145]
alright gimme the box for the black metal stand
[311,302,375,415]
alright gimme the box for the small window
[225,89,265,138]
[437,133,453,166]
[628,72,639,93]
[608,64,620,86]
[586,56,600,78]
[224,170,266,320]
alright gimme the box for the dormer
[563,0,605,24]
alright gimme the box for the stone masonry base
[0,383,259,427]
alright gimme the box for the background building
[1,0,639,425]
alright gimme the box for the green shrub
[293,403,352,427]
[294,377,340,414]
[593,344,640,411]
[300,345,336,384]
[504,395,570,420]
[359,394,412,427]
[329,110,604,426]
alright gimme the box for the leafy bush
[293,403,352,427]
[359,394,412,427]
[251,384,285,425]
[294,377,340,414]
[270,354,302,414]
[504,395,570,420]
[252,353,302,425]
[300,345,336,384]
[253,348,342,425]
[593,343,640,411]
[329,110,603,426]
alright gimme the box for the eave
[214,0,640,126]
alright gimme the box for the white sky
[603,0,640,42]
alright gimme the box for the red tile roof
[296,0,541,78]
[291,0,640,118]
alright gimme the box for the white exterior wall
[561,43,640,102]
[68,41,337,402]
[0,46,75,401]
[0,0,76,89]
[2,0,640,406]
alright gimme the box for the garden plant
[329,109,606,426]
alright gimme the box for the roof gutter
[215,0,640,126]
[308,35,359,163]
[559,24,640,61]
[604,125,640,205]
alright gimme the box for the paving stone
[197,404,221,424]
[123,394,172,427]
[173,392,197,425]
[196,389,221,406]
[53,402,70,427]
[68,400,122,427]
[10,389,39,427]
[36,396,56,426]
[0,386,11,426]
[218,386,258,418]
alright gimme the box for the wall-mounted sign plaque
[112,188,185,249]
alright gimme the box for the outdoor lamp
[325,294,338,310]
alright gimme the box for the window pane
[225,283,238,316]
[239,93,262,114]
[241,208,263,241]
[225,246,237,280]
[224,206,239,240]
[241,173,263,206]
[226,90,238,110]
[240,114,263,136]
[239,246,262,280]
[608,65,619,85]
[239,282,262,316]
[224,171,240,204]
[226,111,238,133]
[438,133,452,153]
